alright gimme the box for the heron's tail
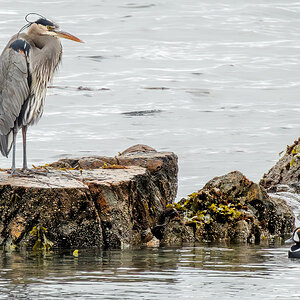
[0,130,14,157]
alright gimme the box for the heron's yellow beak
[55,30,84,43]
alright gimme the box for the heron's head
[32,18,83,43]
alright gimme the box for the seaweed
[29,226,54,251]
[101,163,128,169]
[289,144,300,167]
[170,188,247,226]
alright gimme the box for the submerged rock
[0,145,177,250]
[160,171,294,244]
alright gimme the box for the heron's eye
[47,25,55,31]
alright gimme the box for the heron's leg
[9,127,37,177]
[21,126,47,176]
[11,129,17,173]
[22,126,28,171]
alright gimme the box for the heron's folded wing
[0,45,30,136]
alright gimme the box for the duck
[288,227,300,258]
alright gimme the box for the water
[0,0,299,199]
[274,190,300,226]
[1,0,300,298]
[1,244,300,299]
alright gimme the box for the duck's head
[286,227,300,244]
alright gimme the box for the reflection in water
[0,244,299,299]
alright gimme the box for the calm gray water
[0,244,300,300]
[1,0,300,298]
[0,0,300,199]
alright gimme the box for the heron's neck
[31,34,57,50]
[27,24,60,51]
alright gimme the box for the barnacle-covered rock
[162,171,294,244]
[0,144,293,249]
[260,137,300,193]
[0,145,177,250]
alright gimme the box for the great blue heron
[0,14,83,175]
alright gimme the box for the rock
[233,220,252,243]
[159,219,195,246]
[0,171,102,249]
[0,145,178,250]
[77,157,117,170]
[205,171,293,239]
[1,144,293,249]
[141,228,153,243]
[163,171,294,244]
[152,207,195,246]
[141,228,160,247]
[120,144,156,155]
[260,138,300,193]
[50,156,118,169]
[50,146,177,206]
[146,236,160,247]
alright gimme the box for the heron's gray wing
[0,42,31,156]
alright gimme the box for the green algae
[170,188,246,226]
[286,138,300,168]
[30,226,54,251]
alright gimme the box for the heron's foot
[22,168,48,176]
[7,169,33,177]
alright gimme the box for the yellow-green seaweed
[170,188,245,226]
[30,226,54,251]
